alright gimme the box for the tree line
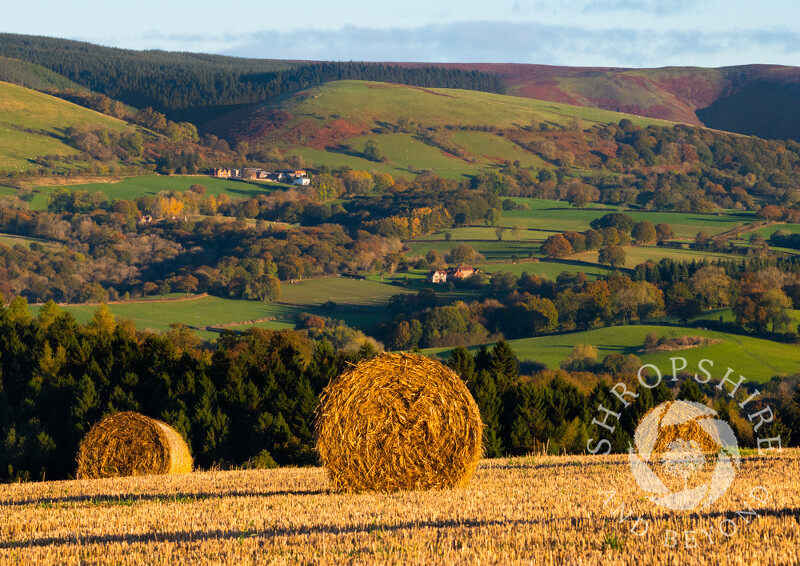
[1,299,797,483]
[0,33,505,126]
[377,255,800,351]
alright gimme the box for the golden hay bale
[315,352,483,493]
[77,411,193,479]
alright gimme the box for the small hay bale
[315,352,483,492]
[77,411,193,479]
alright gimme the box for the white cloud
[216,21,800,68]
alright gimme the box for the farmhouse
[447,266,477,280]
[212,167,233,178]
[211,167,310,184]
[427,270,448,283]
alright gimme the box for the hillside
[401,62,800,140]
[208,79,680,178]
[0,34,504,126]
[0,56,85,91]
[3,34,800,141]
[0,81,133,172]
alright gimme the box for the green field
[412,226,558,242]
[267,80,677,177]
[754,223,800,238]
[406,199,759,274]
[28,277,417,340]
[0,81,129,171]
[22,175,288,209]
[407,238,543,262]
[279,81,676,132]
[426,324,800,382]
[291,133,478,180]
[30,295,297,341]
[475,259,612,280]
[573,244,734,269]
[0,231,64,251]
[502,199,755,238]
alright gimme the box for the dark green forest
[1,299,798,483]
[0,34,506,126]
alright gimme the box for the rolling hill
[0,81,133,172]
[0,56,86,92]
[2,34,800,141]
[206,79,680,178]
[401,62,800,140]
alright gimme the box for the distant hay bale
[77,412,193,479]
[315,353,483,492]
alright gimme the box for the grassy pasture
[427,324,800,382]
[475,259,612,281]
[753,223,800,238]
[406,238,543,262]
[413,226,558,242]
[0,81,128,171]
[1,451,797,564]
[28,277,417,339]
[29,295,295,341]
[572,245,734,269]
[291,134,479,180]
[0,232,63,251]
[281,81,676,132]
[502,200,755,238]
[21,175,287,210]
[277,80,677,177]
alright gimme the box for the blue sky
[2,0,799,67]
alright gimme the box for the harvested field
[1,451,798,564]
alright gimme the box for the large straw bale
[315,353,483,492]
[77,411,193,479]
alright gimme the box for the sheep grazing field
[1,451,798,565]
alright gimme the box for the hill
[207,79,679,178]
[0,56,85,92]
[401,62,800,140]
[0,34,504,127]
[3,34,800,141]
[0,81,133,172]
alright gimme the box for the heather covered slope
[402,62,800,140]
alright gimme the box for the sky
[2,0,800,67]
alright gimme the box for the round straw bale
[315,353,483,492]
[77,411,193,479]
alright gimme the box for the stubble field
[1,450,798,565]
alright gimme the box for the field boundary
[30,293,209,308]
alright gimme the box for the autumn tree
[541,234,573,258]
[632,220,657,244]
[598,245,626,268]
[655,223,675,242]
[689,266,732,309]
[363,139,383,162]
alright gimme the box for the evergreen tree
[447,346,475,382]
[471,370,504,457]
[677,380,708,404]
[490,340,519,394]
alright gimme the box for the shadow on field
[3,507,797,550]
[0,517,539,549]
[0,488,328,509]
